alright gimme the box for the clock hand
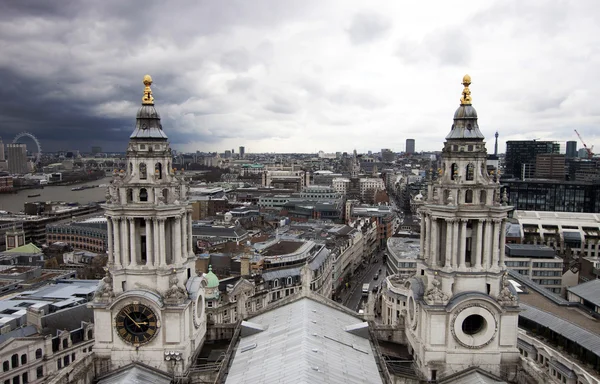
[125,313,142,329]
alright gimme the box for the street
[342,253,387,312]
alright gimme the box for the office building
[503,178,600,212]
[505,140,560,179]
[381,148,395,162]
[534,153,565,180]
[239,146,245,159]
[405,138,415,154]
[566,140,578,158]
[6,143,28,174]
[0,136,4,161]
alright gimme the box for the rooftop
[567,279,600,308]
[225,297,383,384]
[261,240,304,256]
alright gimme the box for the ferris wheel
[13,132,42,164]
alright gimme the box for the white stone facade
[405,76,521,382]
[90,77,206,377]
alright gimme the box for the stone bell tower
[91,75,207,376]
[405,75,520,382]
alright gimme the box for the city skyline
[1,0,599,154]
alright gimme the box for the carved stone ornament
[94,269,115,301]
[497,272,518,306]
[424,274,449,305]
[164,274,188,304]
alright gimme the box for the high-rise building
[90,75,207,375]
[408,75,519,380]
[0,137,4,161]
[505,140,559,179]
[406,138,415,154]
[566,140,578,158]
[239,146,245,159]
[7,143,28,174]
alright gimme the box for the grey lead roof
[519,303,600,358]
[225,297,383,384]
[97,364,171,384]
[129,105,168,140]
[567,279,600,308]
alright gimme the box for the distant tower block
[494,131,499,156]
[239,146,245,159]
[406,138,415,154]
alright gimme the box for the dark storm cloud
[0,0,316,151]
[346,12,391,45]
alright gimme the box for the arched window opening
[481,163,486,177]
[480,190,487,205]
[451,164,458,180]
[3,360,9,371]
[139,163,147,179]
[466,163,474,181]
[87,330,93,340]
[11,354,18,368]
[273,279,279,288]
[465,190,473,204]
[129,162,133,174]
[62,339,68,349]
[21,354,27,365]
[139,188,148,202]
[155,163,163,179]
[35,349,42,359]
[287,276,293,286]
[127,188,133,203]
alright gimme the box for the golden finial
[460,74,472,105]
[142,75,154,105]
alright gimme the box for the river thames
[0,177,113,213]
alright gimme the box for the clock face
[115,303,160,345]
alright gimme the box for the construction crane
[574,129,594,159]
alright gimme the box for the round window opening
[462,314,486,335]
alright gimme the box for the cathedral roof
[445,74,485,141]
[205,265,220,288]
[129,75,168,140]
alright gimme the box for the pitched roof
[225,297,383,384]
[5,243,42,254]
[567,279,600,308]
[97,363,171,384]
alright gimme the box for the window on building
[36,367,43,379]
[20,354,26,365]
[3,361,9,372]
[63,355,69,367]
[11,354,18,368]
[139,188,148,202]
[466,163,474,181]
[155,162,163,179]
[57,359,62,369]
[21,373,27,384]
[62,339,68,349]
[12,376,20,384]
[139,163,147,179]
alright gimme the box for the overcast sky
[1,0,599,155]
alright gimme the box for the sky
[1,0,599,155]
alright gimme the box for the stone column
[153,218,160,268]
[492,219,500,269]
[121,217,129,268]
[187,211,193,256]
[483,220,492,269]
[420,215,425,257]
[452,219,460,269]
[588,240,593,258]
[145,217,153,267]
[174,216,182,265]
[424,214,431,261]
[159,218,167,267]
[595,240,599,258]
[430,217,438,267]
[445,219,453,269]
[474,220,483,269]
[114,218,122,268]
[106,217,114,265]
[499,220,507,268]
[459,219,467,270]
[129,217,138,267]
[180,213,187,260]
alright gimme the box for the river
[0,177,113,213]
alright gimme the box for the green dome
[205,265,219,288]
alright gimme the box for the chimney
[240,254,250,276]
